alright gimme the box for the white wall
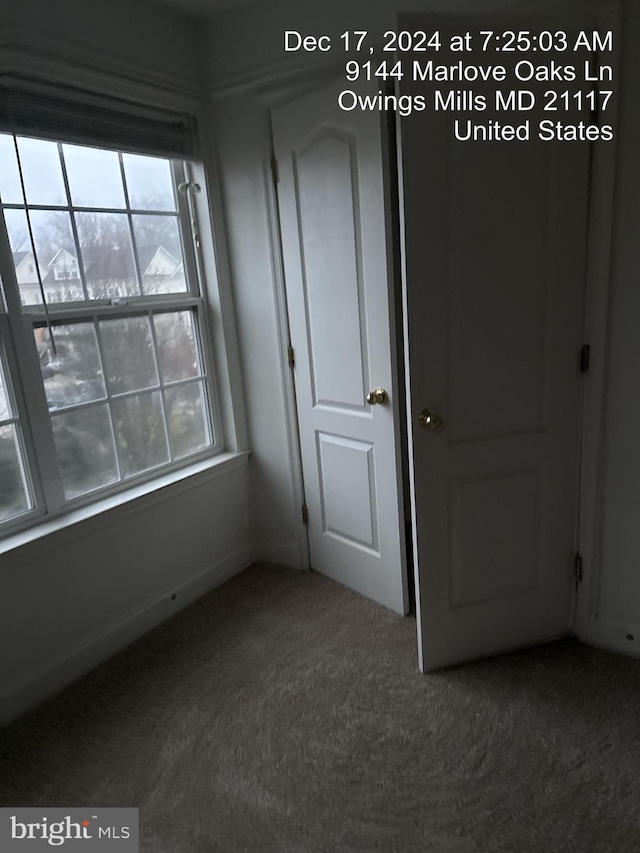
[587,0,640,659]
[0,0,253,724]
[0,461,251,723]
[210,93,305,568]
[0,0,204,94]
[206,0,598,90]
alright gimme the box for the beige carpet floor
[3,563,640,852]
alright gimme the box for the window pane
[0,425,31,521]
[4,208,42,306]
[112,391,168,476]
[0,134,24,204]
[75,213,138,298]
[132,215,186,294]
[100,316,158,394]
[122,153,176,211]
[63,144,126,209]
[166,381,208,459]
[4,208,29,254]
[52,405,118,499]
[16,137,67,206]
[5,209,84,305]
[30,210,83,304]
[35,323,106,410]
[154,311,200,383]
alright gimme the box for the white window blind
[0,78,199,160]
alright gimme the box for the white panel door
[273,81,408,614]
[399,13,592,669]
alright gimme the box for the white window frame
[0,138,226,539]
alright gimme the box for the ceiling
[143,0,253,18]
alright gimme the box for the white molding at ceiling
[0,24,204,112]
[207,54,339,100]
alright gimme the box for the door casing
[270,77,410,613]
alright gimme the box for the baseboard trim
[585,615,640,660]
[1,544,253,725]
[251,542,306,569]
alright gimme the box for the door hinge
[287,345,295,367]
[301,504,309,525]
[580,344,591,374]
[574,552,584,584]
[270,154,279,184]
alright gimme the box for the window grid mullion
[0,203,181,218]
[56,143,91,302]
[148,372,207,392]
[147,310,172,462]
[110,387,170,476]
[45,372,208,418]
[118,152,144,298]
[91,315,125,482]
[49,397,106,417]
[188,305,215,447]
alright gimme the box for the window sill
[0,450,250,565]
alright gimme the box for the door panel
[450,468,543,607]
[448,146,553,440]
[273,80,408,614]
[317,432,378,551]
[399,13,592,669]
[295,131,367,409]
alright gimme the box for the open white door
[273,80,408,614]
[399,13,593,669]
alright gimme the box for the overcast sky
[0,134,176,232]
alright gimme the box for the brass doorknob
[366,388,388,405]
[418,408,444,431]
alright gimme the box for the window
[0,134,220,536]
